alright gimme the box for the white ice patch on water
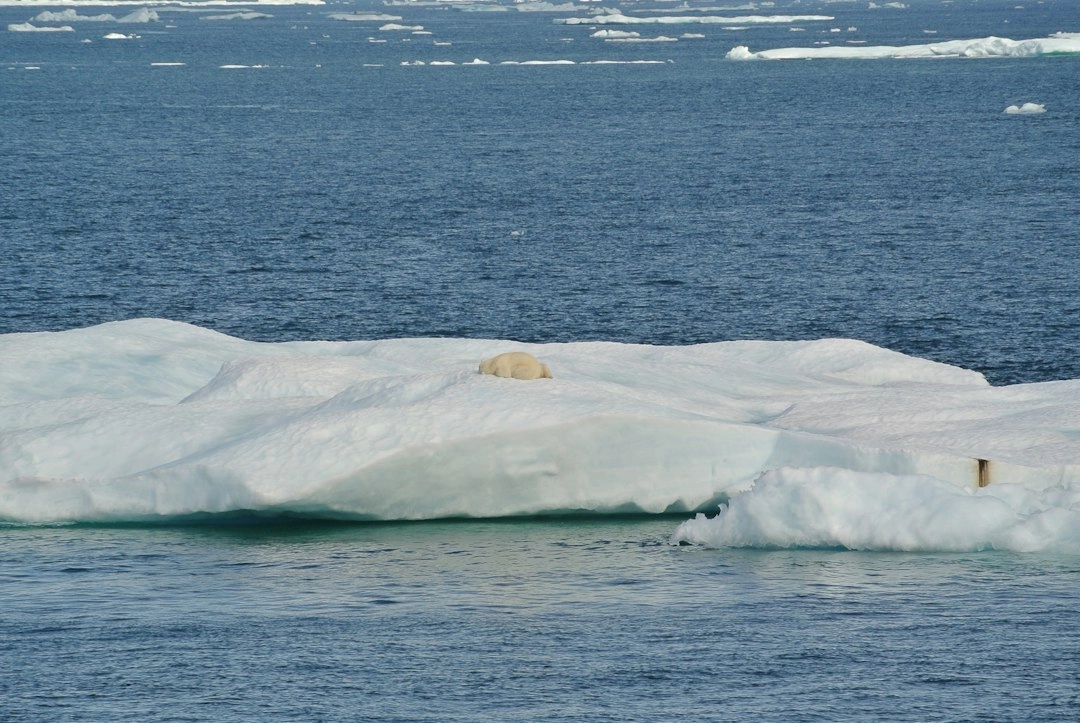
[1004,102,1046,114]
[327,13,402,22]
[1,319,1078,554]
[33,9,113,22]
[514,2,581,12]
[728,34,1080,60]
[201,12,272,21]
[591,30,639,39]
[8,22,74,31]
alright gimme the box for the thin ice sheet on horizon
[727,33,1080,60]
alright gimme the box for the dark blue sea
[2,1,1080,720]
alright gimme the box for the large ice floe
[728,32,1080,60]
[1,319,1078,551]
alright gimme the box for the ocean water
[3,519,1079,721]
[3,0,1080,719]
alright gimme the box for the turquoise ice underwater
[3,0,1080,720]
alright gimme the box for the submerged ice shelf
[1,319,1078,549]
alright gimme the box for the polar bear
[478,351,553,380]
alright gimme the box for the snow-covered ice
[201,12,272,21]
[8,22,74,32]
[2,319,1078,552]
[1005,102,1046,115]
[728,33,1080,60]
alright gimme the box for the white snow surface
[1005,102,1046,115]
[2,319,1078,551]
[728,33,1080,60]
[8,22,73,31]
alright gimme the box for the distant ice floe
[557,13,833,26]
[606,35,678,43]
[25,5,158,27]
[1005,102,1047,114]
[33,9,113,22]
[515,2,581,11]
[591,29,639,39]
[103,32,139,40]
[380,23,424,31]
[328,13,402,22]
[728,33,1080,60]
[201,12,273,21]
[8,22,73,31]
[3,318,1080,554]
[117,8,158,23]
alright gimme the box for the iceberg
[1005,102,1046,115]
[117,8,159,23]
[32,9,115,22]
[728,33,1080,60]
[2,319,1079,544]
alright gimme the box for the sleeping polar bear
[478,351,553,380]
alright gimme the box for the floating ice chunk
[1,319,1078,532]
[584,59,670,64]
[201,12,272,21]
[103,32,138,40]
[498,59,577,65]
[1004,102,1046,114]
[591,29,639,38]
[463,57,490,65]
[605,35,678,43]
[380,23,424,31]
[514,2,581,12]
[33,9,113,22]
[118,8,159,23]
[328,13,403,22]
[8,22,74,32]
[729,33,1080,60]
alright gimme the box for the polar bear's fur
[478,352,553,380]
